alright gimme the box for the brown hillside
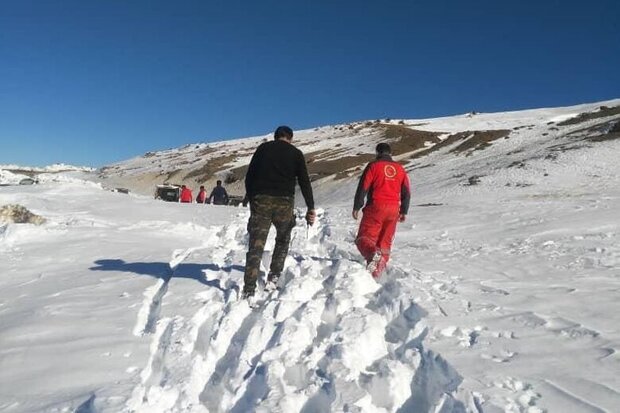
[557,105,620,126]
[412,129,511,159]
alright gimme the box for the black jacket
[209,186,229,205]
[245,139,314,209]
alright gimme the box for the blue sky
[1,0,619,167]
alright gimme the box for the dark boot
[265,272,281,291]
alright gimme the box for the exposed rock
[0,204,46,225]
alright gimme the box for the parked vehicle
[154,184,181,202]
[19,178,38,185]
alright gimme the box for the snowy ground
[1,155,619,413]
[1,101,620,412]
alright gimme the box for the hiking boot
[366,251,382,274]
[265,272,281,292]
[241,289,257,307]
[371,256,387,279]
[241,289,255,300]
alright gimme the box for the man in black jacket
[242,125,316,300]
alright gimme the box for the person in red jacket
[196,185,207,203]
[352,143,411,278]
[179,185,193,203]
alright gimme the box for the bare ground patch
[412,129,510,159]
[450,130,511,153]
[226,164,249,184]
[309,154,376,181]
[582,119,620,142]
[301,126,507,179]
[196,147,218,157]
[373,124,443,155]
[164,169,183,183]
[557,105,620,126]
[302,125,436,180]
[547,118,620,154]
[183,154,238,182]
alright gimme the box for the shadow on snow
[89,259,244,293]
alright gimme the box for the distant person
[196,185,207,204]
[179,185,193,203]
[242,125,316,302]
[208,180,229,205]
[352,143,410,278]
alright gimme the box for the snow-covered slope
[1,100,620,412]
[0,164,94,173]
[98,99,620,200]
[0,164,96,186]
[0,169,30,185]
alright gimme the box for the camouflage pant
[243,195,295,294]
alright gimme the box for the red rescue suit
[196,189,207,203]
[180,187,193,203]
[353,155,411,275]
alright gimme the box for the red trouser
[355,203,400,264]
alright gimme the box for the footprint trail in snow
[124,210,471,413]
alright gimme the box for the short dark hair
[274,125,293,140]
[216,180,222,185]
[376,142,391,155]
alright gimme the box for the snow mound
[0,163,95,172]
[36,172,102,187]
[0,169,30,185]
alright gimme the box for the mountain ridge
[98,99,620,198]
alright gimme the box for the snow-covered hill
[0,164,95,173]
[0,164,96,187]
[1,100,620,412]
[98,100,620,201]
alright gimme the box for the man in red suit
[196,185,207,203]
[179,185,193,203]
[352,143,411,278]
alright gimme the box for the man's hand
[306,209,317,226]
[399,213,406,222]
[352,210,359,220]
